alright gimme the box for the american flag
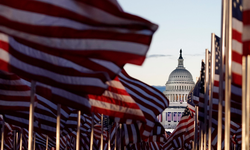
[163,107,194,150]
[118,69,169,140]
[167,112,172,122]
[187,90,195,113]
[232,0,243,86]
[230,0,242,124]
[0,0,157,65]
[198,60,205,122]
[242,0,250,56]
[88,76,146,123]
[157,113,162,122]
[192,79,201,106]
[173,112,178,122]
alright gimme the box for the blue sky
[117,0,221,86]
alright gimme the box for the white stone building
[160,49,195,130]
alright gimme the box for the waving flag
[198,60,205,122]
[0,0,157,66]
[163,107,194,150]
[88,77,146,123]
[242,0,250,56]
[118,70,169,140]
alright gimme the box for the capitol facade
[160,49,195,130]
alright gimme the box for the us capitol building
[160,49,195,131]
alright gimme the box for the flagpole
[19,129,23,150]
[217,0,226,149]
[1,117,4,150]
[33,132,36,150]
[199,123,204,150]
[46,135,48,150]
[56,104,61,150]
[100,114,103,150]
[204,49,210,149]
[13,130,16,150]
[114,122,118,150]
[194,105,198,150]
[242,56,250,149]
[28,80,36,150]
[76,110,81,150]
[208,33,215,150]
[119,124,122,150]
[90,113,94,150]
[224,0,232,149]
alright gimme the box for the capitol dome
[163,49,195,102]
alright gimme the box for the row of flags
[0,0,170,150]
[167,0,249,149]
[154,0,250,149]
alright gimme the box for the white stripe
[89,99,144,116]
[102,91,136,103]
[232,18,243,33]
[0,48,107,87]
[0,25,148,55]
[0,90,30,96]
[90,58,121,75]
[0,78,27,86]
[213,86,219,93]
[242,25,250,41]
[232,39,242,54]
[106,80,125,89]
[243,0,250,10]
[35,0,156,30]
[52,87,91,107]
[0,4,152,35]
[119,73,168,107]
[131,124,138,144]
[9,37,94,73]
[232,61,242,75]
[0,100,30,107]
[124,125,129,145]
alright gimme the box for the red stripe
[232,72,242,86]
[89,95,141,109]
[243,10,250,25]
[12,36,147,66]
[232,50,242,64]
[0,16,152,44]
[232,29,242,43]
[1,0,155,30]
[243,40,250,56]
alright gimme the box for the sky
[117,0,221,86]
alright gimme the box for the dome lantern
[177,49,184,68]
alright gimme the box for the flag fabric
[0,33,113,95]
[163,107,194,150]
[88,76,146,123]
[232,0,243,86]
[192,78,201,106]
[0,0,158,66]
[211,35,221,118]
[187,89,195,113]
[118,69,169,140]
[173,112,178,122]
[0,70,38,112]
[230,0,242,123]
[178,112,182,122]
[157,113,162,122]
[167,112,172,122]
[198,60,205,122]
[242,0,250,56]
